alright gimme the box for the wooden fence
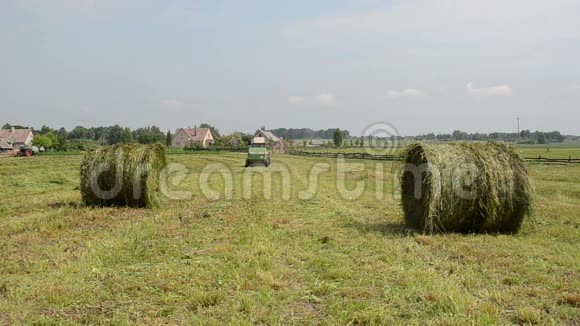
[523,156,580,164]
[288,150,580,164]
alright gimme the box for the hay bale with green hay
[80,144,167,208]
[400,142,533,233]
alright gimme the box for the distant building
[0,128,34,150]
[306,139,326,148]
[0,139,12,152]
[254,129,284,152]
[171,127,214,148]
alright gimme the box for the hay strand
[400,142,534,233]
[80,144,167,208]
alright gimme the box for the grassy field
[299,145,580,160]
[518,147,580,160]
[0,153,578,324]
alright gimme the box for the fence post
[570,156,572,163]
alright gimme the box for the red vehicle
[17,145,39,157]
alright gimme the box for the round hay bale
[80,144,167,208]
[400,142,533,233]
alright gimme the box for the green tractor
[245,137,271,167]
[17,144,39,157]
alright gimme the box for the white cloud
[465,83,513,97]
[287,96,306,104]
[316,93,335,106]
[387,88,426,98]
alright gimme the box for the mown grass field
[299,144,580,160]
[0,152,578,324]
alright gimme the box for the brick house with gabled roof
[171,127,214,148]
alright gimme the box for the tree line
[1,123,255,151]
[2,123,356,151]
[268,128,351,140]
[414,130,570,144]
[2,123,171,151]
[3,122,574,151]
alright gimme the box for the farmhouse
[0,128,34,150]
[307,139,326,148]
[254,129,284,152]
[171,127,214,148]
[0,139,12,152]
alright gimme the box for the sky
[1,0,579,136]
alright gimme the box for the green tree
[333,128,343,147]
[108,125,124,144]
[57,128,68,151]
[33,135,53,148]
[150,126,165,143]
[166,130,172,147]
[48,132,58,147]
[121,127,133,143]
[2,123,30,130]
[520,129,531,139]
[70,126,92,139]
[537,132,546,144]
[133,126,165,144]
[241,134,253,147]
[39,125,54,135]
